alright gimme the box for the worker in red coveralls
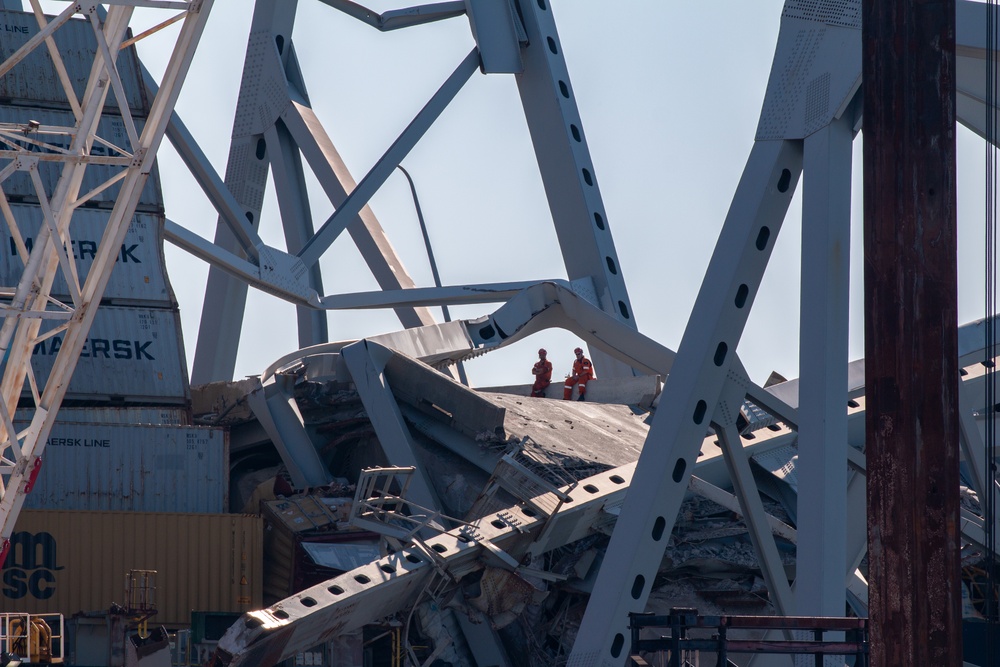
[530,348,553,397]
[563,347,595,400]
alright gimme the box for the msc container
[0,510,263,627]
[13,305,191,404]
[14,407,189,426]
[0,106,163,211]
[17,423,227,513]
[0,10,149,113]
[0,206,174,306]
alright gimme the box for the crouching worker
[563,347,595,401]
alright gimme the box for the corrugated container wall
[19,423,227,513]
[14,407,189,426]
[0,107,163,211]
[0,511,262,627]
[0,206,174,306]
[0,10,149,113]
[9,306,191,403]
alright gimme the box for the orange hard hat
[574,347,583,355]
[538,348,547,356]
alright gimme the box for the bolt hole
[735,284,749,308]
[609,475,625,484]
[559,80,569,98]
[671,458,686,483]
[328,585,344,595]
[273,609,289,620]
[755,226,771,251]
[432,544,447,553]
[405,554,422,564]
[300,597,316,607]
[491,519,506,529]
[651,516,666,541]
[380,564,396,573]
[547,36,558,54]
[611,633,624,658]
[606,257,618,275]
[571,124,581,141]
[777,168,791,192]
[631,574,645,600]
[354,574,371,584]
[594,212,605,230]
[584,484,599,494]
[693,400,707,424]
[713,342,728,367]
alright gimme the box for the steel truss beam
[0,0,213,559]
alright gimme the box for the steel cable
[986,1,998,662]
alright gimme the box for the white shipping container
[19,423,228,513]
[0,206,174,305]
[0,10,148,113]
[0,106,163,210]
[7,306,191,404]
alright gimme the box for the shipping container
[8,305,191,404]
[0,510,263,627]
[260,497,376,604]
[0,206,174,306]
[17,422,227,513]
[14,407,189,426]
[0,107,163,211]
[0,10,149,113]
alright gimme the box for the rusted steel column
[862,0,962,665]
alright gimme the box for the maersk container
[0,510,263,627]
[0,107,163,211]
[14,407,189,426]
[16,423,227,513]
[0,9,149,113]
[8,305,191,404]
[0,206,174,305]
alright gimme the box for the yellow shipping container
[0,510,262,627]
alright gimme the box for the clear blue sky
[121,1,991,387]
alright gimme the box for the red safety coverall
[531,359,553,397]
[563,355,595,400]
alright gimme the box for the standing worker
[563,347,595,401]
[531,348,552,397]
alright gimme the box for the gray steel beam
[276,101,438,331]
[796,114,853,619]
[340,339,441,512]
[716,396,793,615]
[513,0,638,380]
[318,0,467,31]
[266,117,328,349]
[295,48,480,268]
[569,138,802,666]
[192,0,297,384]
[248,374,334,489]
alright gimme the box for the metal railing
[628,608,868,667]
[0,612,63,664]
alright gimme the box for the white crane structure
[0,1,994,666]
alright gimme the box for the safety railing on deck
[628,608,868,667]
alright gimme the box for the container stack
[0,8,259,660]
